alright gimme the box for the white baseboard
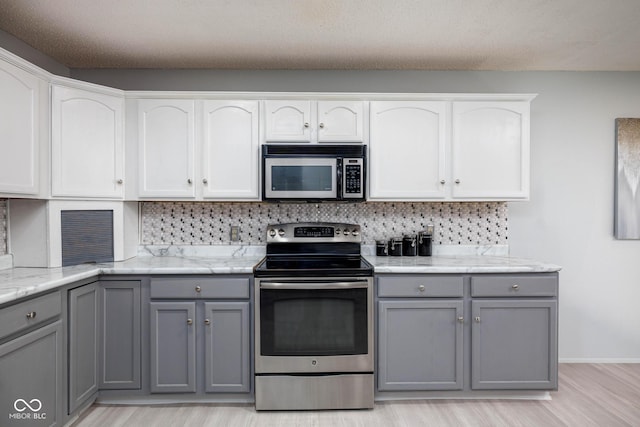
[560,358,640,363]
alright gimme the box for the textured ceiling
[1,0,640,70]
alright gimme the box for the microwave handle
[336,158,343,198]
[260,281,369,290]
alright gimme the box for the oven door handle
[260,281,369,290]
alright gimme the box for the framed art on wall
[614,118,640,239]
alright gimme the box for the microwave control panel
[342,158,363,198]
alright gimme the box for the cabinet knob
[440,180,446,185]
[204,319,211,325]
[187,178,192,184]
[202,178,208,184]
[187,318,193,325]
[457,316,464,323]
[26,311,37,319]
[474,316,481,323]
[319,122,325,129]
[418,285,425,292]
[195,286,201,292]
[512,284,519,290]
[304,122,310,128]
[117,179,124,184]
[455,179,461,184]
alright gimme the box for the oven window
[271,165,333,192]
[260,288,368,356]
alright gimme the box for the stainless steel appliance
[262,144,366,202]
[253,222,374,410]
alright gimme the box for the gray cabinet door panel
[0,321,63,427]
[100,281,141,389]
[150,302,196,393]
[68,283,99,414]
[471,300,558,389]
[204,302,251,393]
[378,300,463,391]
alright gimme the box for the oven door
[264,157,337,200]
[255,278,373,374]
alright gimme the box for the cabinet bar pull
[26,311,37,319]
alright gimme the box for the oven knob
[311,359,318,366]
[343,230,349,236]
[278,229,285,237]
[335,228,341,235]
[351,229,360,236]
[268,229,276,238]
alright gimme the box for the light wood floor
[72,364,640,427]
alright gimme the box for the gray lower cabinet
[149,276,252,395]
[471,299,558,389]
[99,280,141,390]
[0,291,63,427]
[150,301,197,392]
[378,299,464,390]
[68,282,99,414]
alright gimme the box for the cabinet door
[471,299,557,390]
[68,283,99,413]
[452,101,530,199]
[369,101,447,199]
[0,60,42,195]
[0,321,63,427]
[264,100,311,142]
[317,101,364,142]
[203,301,250,393]
[51,85,124,198]
[150,302,196,393]
[138,99,196,198]
[202,100,260,199]
[99,281,141,390]
[378,299,463,391]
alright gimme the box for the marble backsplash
[140,201,508,247]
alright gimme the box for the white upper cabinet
[451,101,530,199]
[201,100,260,200]
[369,101,448,200]
[51,85,124,199]
[264,100,311,142]
[265,100,364,143]
[137,99,196,198]
[317,101,364,142]
[0,58,45,196]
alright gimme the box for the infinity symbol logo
[13,399,42,412]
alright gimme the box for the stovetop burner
[253,222,373,278]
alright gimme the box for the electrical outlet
[230,225,240,242]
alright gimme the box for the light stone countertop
[0,254,560,306]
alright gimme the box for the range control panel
[266,222,361,243]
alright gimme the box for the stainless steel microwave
[262,144,366,202]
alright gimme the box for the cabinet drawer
[150,277,250,299]
[471,275,557,297]
[377,275,464,297]
[0,291,62,340]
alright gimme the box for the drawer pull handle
[418,285,425,292]
[195,286,201,292]
[512,284,520,290]
[474,316,481,323]
[187,318,193,325]
[26,311,37,319]
[457,316,464,323]
[204,319,211,325]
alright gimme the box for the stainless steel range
[253,222,374,411]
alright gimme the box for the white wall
[49,68,640,361]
